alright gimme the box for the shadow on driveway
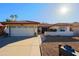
[0,36,34,48]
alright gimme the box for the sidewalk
[0,35,41,56]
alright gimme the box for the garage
[10,26,36,36]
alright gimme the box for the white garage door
[10,26,35,36]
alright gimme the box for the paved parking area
[0,36,41,56]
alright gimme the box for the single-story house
[45,23,79,36]
[0,23,5,36]
[1,21,40,36]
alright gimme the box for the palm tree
[10,15,17,21]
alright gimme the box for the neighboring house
[0,23,5,36]
[49,23,72,32]
[45,23,79,36]
[38,23,52,34]
[1,21,40,36]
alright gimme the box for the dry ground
[40,36,79,56]
[40,42,79,56]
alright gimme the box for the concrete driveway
[0,36,41,56]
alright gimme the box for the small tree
[10,15,17,21]
[5,15,18,22]
[6,19,11,22]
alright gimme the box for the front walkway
[0,35,41,56]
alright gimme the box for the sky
[0,3,79,24]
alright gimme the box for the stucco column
[66,27,70,31]
[34,26,38,36]
[39,27,42,34]
[57,27,60,32]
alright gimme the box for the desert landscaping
[40,36,79,56]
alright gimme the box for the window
[48,29,57,32]
[60,29,65,32]
[59,27,66,32]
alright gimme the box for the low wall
[45,31,74,36]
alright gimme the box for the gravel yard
[40,42,79,56]
[40,35,79,56]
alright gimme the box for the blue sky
[0,3,79,24]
